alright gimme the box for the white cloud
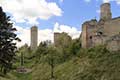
[15,25,53,47]
[15,25,30,47]
[103,0,110,3]
[102,0,120,4]
[96,9,100,14]
[0,0,62,24]
[38,29,53,44]
[114,0,120,4]
[15,22,81,47]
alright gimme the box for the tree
[18,44,32,58]
[34,41,49,63]
[0,7,21,74]
[20,52,24,66]
[70,38,81,55]
[45,46,58,79]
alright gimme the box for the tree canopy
[0,7,20,74]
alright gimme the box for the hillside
[1,46,120,80]
[32,48,120,80]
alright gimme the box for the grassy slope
[32,56,93,80]
[1,50,120,80]
[32,51,120,80]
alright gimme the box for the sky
[0,0,120,47]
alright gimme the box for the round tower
[30,26,38,50]
[100,3,112,20]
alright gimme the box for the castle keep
[81,3,120,51]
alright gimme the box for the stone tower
[30,26,38,50]
[54,32,60,47]
[100,3,112,20]
[54,32,72,47]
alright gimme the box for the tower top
[31,25,37,28]
[31,26,38,31]
[100,3,112,20]
[101,3,110,7]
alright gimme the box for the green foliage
[18,44,31,58]
[11,72,32,80]
[34,41,49,63]
[70,38,81,55]
[32,45,120,80]
[57,38,81,62]
[1,34,120,80]
[45,46,57,79]
[86,46,120,80]
[0,7,20,74]
[20,52,24,66]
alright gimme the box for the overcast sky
[0,0,120,47]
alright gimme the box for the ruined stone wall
[54,32,72,47]
[81,23,88,48]
[30,26,38,50]
[103,18,120,37]
[81,20,97,48]
[107,40,120,51]
[81,3,120,51]
[106,34,120,51]
[92,35,103,46]
[54,32,61,47]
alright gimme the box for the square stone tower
[30,26,38,50]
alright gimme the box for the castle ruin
[30,26,38,50]
[29,3,120,51]
[81,3,120,51]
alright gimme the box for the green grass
[1,47,120,80]
[11,72,32,80]
[31,57,91,80]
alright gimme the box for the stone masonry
[30,26,38,50]
[81,3,120,51]
[54,32,72,47]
